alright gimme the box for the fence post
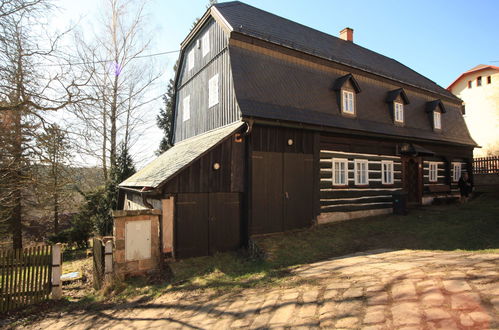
[51,243,62,299]
[104,239,113,283]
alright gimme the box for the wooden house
[119,2,476,258]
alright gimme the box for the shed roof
[120,122,245,188]
[213,1,458,101]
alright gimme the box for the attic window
[208,74,219,108]
[342,90,355,114]
[433,111,441,130]
[182,95,190,122]
[477,76,482,87]
[333,74,361,116]
[187,49,194,71]
[202,32,210,57]
[468,81,472,88]
[394,102,404,123]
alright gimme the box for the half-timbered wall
[174,19,241,142]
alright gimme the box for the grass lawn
[111,190,499,301]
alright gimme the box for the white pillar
[51,243,62,299]
[104,239,113,283]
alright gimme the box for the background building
[448,65,499,157]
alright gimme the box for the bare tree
[71,0,161,180]
[0,0,87,248]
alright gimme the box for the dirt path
[19,250,499,329]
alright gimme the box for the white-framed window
[208,74,219,108]
[452,162,462,182]
[202,32,210,57]
[332,158,348,186]
[429,162,438,182]
[187,49,194,71]
[394,102,404,123]
[354,159,368,185]
[182,95,190,122]
[433,111,441,129]
[342,90,355,114]
[381,160,394,185]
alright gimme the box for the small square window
[332,158,348,186]
[433,111,441,130]
[477,76,482,87]
[182,95,190,122]
[487,76,492,84]
[342,90,355,114]
[468,81,472,88]
[354,159,368,185]
[381,160,394,185]
[429,162,438,182]
[452,162,462,182]
[394,102,404,123]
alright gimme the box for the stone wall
[113,209,161,277]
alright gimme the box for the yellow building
[448,65,499,157]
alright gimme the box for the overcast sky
[53,0,499,167]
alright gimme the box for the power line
[40,49,180,67]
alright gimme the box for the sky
[53,0,499,166]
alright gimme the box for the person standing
[458,172,473,203]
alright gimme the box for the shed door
[251,151,314,235]
[283,153,314,230]
[176,194,209,258]
[175,193,241,258]
[251,152,284,234]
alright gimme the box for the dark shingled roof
[214,1,458,101]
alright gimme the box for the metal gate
[92,238,105,290]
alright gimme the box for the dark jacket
[458,176,473,197]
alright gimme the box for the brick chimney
[339,27,354,42]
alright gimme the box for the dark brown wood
[428,185,451,193]
[209,193,241,253]
[283,153,314,230]
[402,156,422,204]
[175,194,210,258]
[251,152,284,234]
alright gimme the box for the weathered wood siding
[162,135,245,194]
[174,18,241,143]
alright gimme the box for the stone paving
[21,250,499,329]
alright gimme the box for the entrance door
[402,156,422,204]
[251,151,314,235]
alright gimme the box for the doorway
[402,156,422,204]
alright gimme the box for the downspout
[140,187,156,209]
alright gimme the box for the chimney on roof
[339,27,354,42]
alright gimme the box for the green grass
[109,190,499,301]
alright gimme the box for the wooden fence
[0,245,52,313]
[473,156,499,174]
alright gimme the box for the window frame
[341,90,355,115]
[201,32,210,57]
[487,76,492,84]
[187,49,194,71]
[182,95,190,122]
[394,102,404,124]
[208,74,219,108]
[381,160,394,185]
[468,80,472,88]
[429,162,438,182]
[354,159,369,186]
[433,111,441,130]
[332,158,349,186]
[477,76,482,87]
[452,162,462,182]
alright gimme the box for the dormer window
[386,88,410,126]
[394,102,404,123]
[426,99,446,131]
[433,111,441,129]
[333,74,361,117]
[342,90,355,114]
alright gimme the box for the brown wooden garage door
[175,193,241,258]
[251,151,314,235]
